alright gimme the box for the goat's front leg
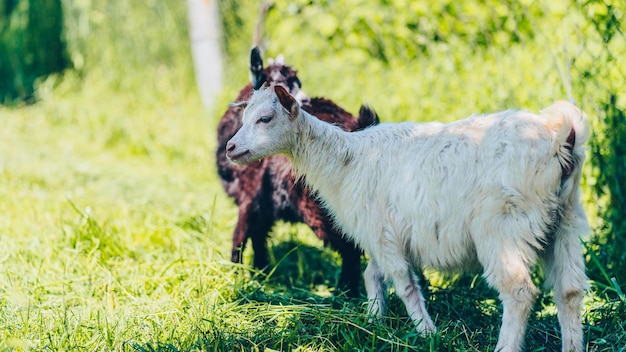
[249,211,273,270]
[231,206,251,264]
[393,267,435,334]
[364,259,386,320]
[369,257,435,334]
[231,202,273,270]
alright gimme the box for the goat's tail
[541,102,591,299]
[541,100,590,181]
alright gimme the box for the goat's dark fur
[216,47,378,295]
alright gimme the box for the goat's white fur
[227,85,590,352]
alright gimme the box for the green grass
[1,0,626,351]
[1,78,625,350]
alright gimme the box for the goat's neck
[289,111,352,196]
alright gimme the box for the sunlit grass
[0,34,237,346]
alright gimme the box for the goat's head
[227,85,299,165]
[249,47,309,104]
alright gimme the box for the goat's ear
[250,46,266,90]
[274,85,298,120]
[228,101,248,108]
[275,54,286,65]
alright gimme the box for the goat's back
[316,109,584,271]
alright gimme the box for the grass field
[1,1,625,351]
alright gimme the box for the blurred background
[3,0,623,289]
[1,0,625,349]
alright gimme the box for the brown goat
[216,47,378,295]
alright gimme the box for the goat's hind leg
[495,272,537,352]
[544,208,588,352]
[325,225,362,296]
[481,248,537,352]
[303,208,362,296]
[336,244,362,296]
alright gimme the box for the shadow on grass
[126,241,626,351]
[264,240,350,296]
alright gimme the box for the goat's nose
[226,141,236,152]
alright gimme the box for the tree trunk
[187,0,223,110]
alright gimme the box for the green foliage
[221,0,626,291]
[221,0,582,125]
[263,0,543,62]
[61,1,194,90]
[0,0,68,103]
[585,94,626,287]
[575,0,626,288]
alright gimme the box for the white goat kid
[226,85,590,352]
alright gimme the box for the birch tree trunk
[187,0,223,110]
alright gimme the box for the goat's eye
[258,116,272,123]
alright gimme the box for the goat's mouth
[227,150,252,165]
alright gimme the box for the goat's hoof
[366,313,384,325]
[415,321,437,336]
